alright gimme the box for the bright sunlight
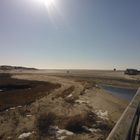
[35,0,55,9]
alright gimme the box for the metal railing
[107,88,140,140]
[127,102,140,140]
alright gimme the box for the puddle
[100,85,137,101]
[0,85,31,92]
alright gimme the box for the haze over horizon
[0,0,140,70]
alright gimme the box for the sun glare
[35,0,55,8]
[33,0,64,27]
[44,0,54,7]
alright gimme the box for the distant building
[124,69,139,75]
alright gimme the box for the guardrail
[106,88,140,140]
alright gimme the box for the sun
[44,0,54,7]
[35,0,55,8]
[33,0,63,26]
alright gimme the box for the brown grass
[65,111,97,133]
[36,112,56,137]
[55,86,75,98]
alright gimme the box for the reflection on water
[100,85,137,101]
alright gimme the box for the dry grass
[56,86,75,99]
[64,95,79,104]
[36,112,56,137]
[65,111,97,133]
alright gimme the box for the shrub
[36,112,56,137]
[65,112,97,133]
[65,115,85,133]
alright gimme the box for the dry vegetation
[35,111,114,140]
[36,113,56,137]
[55,86,75,98]
[0,72,137,140]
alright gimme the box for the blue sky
[0,0,140,69]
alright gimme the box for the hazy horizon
[0,0,140,69]
[0,64,136,71]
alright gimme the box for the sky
[0,0,140,70]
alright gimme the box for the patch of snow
[57,129,73,136]
[17,106,22,108]
[75,99,87,104]
[18,132,34,139]
[57,136,67,140]
[50,125,59,130]
[0,89,3,92]
[82,126,101,133]
[85,89,89,93]
[49,126,73,140]
[82,126,90,132]
[26,114,32,117]
[95,84,99,88]
[67,94,73,98]
[7,136,12,139]
[95,110,109,120]
[88,128,101,133]
[10,107,16,110]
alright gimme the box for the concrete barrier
[107,88,140,140]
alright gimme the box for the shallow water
[0,85,31,92]
[100,85,137,101]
